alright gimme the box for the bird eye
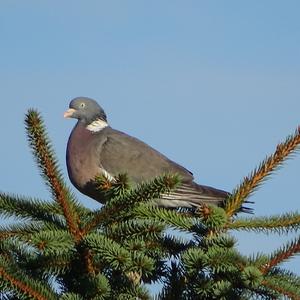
[80,103,86,108]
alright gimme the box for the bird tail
[158,182,253,213]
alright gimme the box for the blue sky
[0,0,300,286]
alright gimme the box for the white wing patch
[86,119,108,132]
[100,168,115,182]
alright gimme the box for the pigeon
[64,97,229,209]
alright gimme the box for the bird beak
[64,108,76,118]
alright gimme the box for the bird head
[64,97,107,125]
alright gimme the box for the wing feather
[98,128,194,183]
[96,127,229,208]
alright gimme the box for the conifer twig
[0,193,65,228]
[83,248,96,276]
[0,233,15,239]
[25,110,81,240]
[81,174,180,235]
[228,212,300,233]
[262,279,300,300]
[0,265,53,300]
[261,237,300,274]
[225,126,300,217]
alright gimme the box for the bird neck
[86,118,109,132]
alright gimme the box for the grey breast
[66,123,104,192]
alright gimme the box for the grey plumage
[65,97,229,209]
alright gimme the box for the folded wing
[97,127,228,208]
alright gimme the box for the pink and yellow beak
[63,108,76,118]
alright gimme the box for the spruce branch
[60,293,84,300]
[261,236,300,274]
[160,235,194,258]
[106,173,181,219]
[87,272,111,299]
[266,268,300,299]
[0,256,57,300]
[198,205,228,230]
[0,238,37,270]
[0,193,65,228]
[83,233,155,276]
[228,212,300,234]
[262,278,300,300]
[94,172,131,200]
[0,222,57,241]
[0,232,72,279]
[25,110,81,240]
[225,126,300,217]
[0,268,47,300]
[81,174,180,235]
[29,230,74,256]
[133,203,195,232]
[269,268,300,287]
[83,233,132,271]
[106,219,165,241]
[27,251,73,277]
[82,248,96,276]
[156,261,186,300]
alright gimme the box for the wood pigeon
[64,97,229,209]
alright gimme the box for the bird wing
[97,127,194,183]
[159,182,229,208]
[97,127,228,208]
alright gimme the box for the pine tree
[1,109,300,299]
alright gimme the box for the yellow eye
[80,103,86,108]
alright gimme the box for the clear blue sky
[1,0,300,284]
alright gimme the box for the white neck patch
[86,119,108,132]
